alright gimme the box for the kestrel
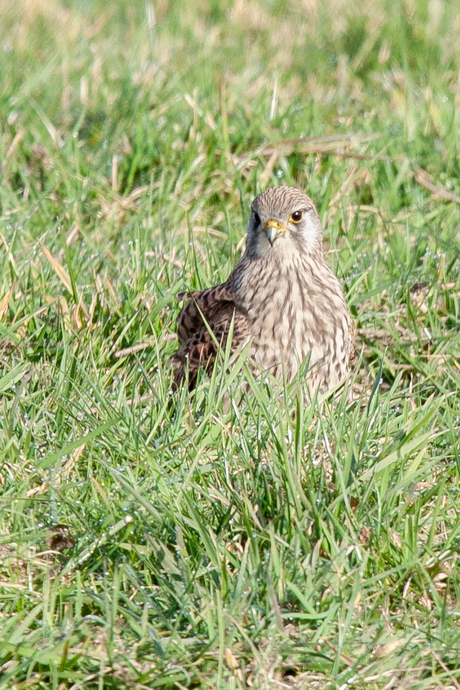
[171,186,353,392]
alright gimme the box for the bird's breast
[235,255,351,386]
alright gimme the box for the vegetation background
[1,0,460,687]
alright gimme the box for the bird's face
[247,186,323,258]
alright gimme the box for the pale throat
[256,232,316,265]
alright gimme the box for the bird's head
[247,186,323,258]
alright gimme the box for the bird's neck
[239,245,326,274]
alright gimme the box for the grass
[1,0,460,687]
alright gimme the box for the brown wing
[171,282,248,390]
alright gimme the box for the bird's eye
[253,211,261,225]
[289,210,303,223]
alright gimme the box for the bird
[171,186,353,393]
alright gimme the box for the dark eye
[253,211,261,225]
[289,210,303,223]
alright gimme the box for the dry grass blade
[39,241,73,295]
[114,343,150,358]
[0,286,14,321]
[1,129,24,175]
[411,166,460,203]
[258,132,382,157]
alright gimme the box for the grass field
[2,0,460,687]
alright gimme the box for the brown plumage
[171,186,353,392]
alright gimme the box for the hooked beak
[264,219,288,246]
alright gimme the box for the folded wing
[171,282,248,390]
